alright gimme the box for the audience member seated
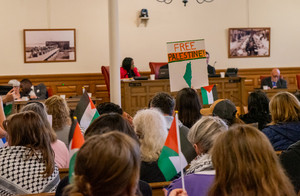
[133,108,168,183]
[1,111,59,195]
[175,88,202,128]
[260,68,287,89]
[201,99,244,127]
[206,51,216,75]
[64,132,141,196]
[96,102,133,127]
[45,95,71,146]
[280,141,300,193]
[20,78,48,99]
[207,124,296,196]
[8,79,21,100]
[262,92,300,151]
[150,92,189,135]
[239,90,271,130]
[166,116,228,196]
[84,113,139,143]
[120,57,141,79]
[21,102,69,168]
[55,113,151,196]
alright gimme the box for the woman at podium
[120,57,140,79]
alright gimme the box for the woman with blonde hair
[208,124,296,196]
[44,95,71,146]
[21,102,69,168]
[166,117,228,196]
[0,111,59,195]
[262,92,300,150]
[133,108,168,183]
[65,131,140,196]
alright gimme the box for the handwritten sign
[167,39,208,92]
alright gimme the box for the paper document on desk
[167,39,208,92]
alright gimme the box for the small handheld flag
[73,91,100,133]
[158,112,197,182]
[201,84,218,105]
[68,117,85,183]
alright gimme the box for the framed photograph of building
[24,29,76,63]
[228,28,270,58]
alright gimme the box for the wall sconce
[138,9,149,27]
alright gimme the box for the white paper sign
[167,39,208,92]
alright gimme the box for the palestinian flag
[201,84,218,105]
[158,113,197,181]
[73,91,100,132]
[68,117,85,183]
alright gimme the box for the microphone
[61,83,77,97]
[231,94,246,107]
[213,61,217,67]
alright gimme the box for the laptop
[158,64,169,79]
[226,68,239,77]
[134,76,148,80]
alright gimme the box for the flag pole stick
[175,111,185,191]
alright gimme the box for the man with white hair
[261,68,287,89]
[7,79,20,100]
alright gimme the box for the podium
[121,77,246,116]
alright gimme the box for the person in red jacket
[120,57,140,79]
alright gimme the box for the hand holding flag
[158,112,197,184]
[68,117,85,183]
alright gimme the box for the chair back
[101,66,110,97]
[47,87,53,98]
[58,168,69,180]
[149,62,168,79]
[149,181,171,196]
[296,74,300,89]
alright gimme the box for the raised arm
[0,97,7,138]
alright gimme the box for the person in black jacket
[20,78,48,99]
[240,90,271,130]
[206,51,216,75]
[280,141,300,193]
[260,68,287,89]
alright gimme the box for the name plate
[129,83,141,87]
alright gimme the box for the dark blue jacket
[262,121,300,151]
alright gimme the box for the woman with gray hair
[133,108,168,183]
[166,116,228,196]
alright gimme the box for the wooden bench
[149,181,171,196]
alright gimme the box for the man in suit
[20,79,48,99]
[206,51,216,75]
[261,68,287,89]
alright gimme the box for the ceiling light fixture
[157,0,214,6]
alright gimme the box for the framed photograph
[24,29,76,63]
[228,28,270,58]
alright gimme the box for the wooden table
[260,88,298,99]
[121,77,247,116]
[13,97,100,113]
